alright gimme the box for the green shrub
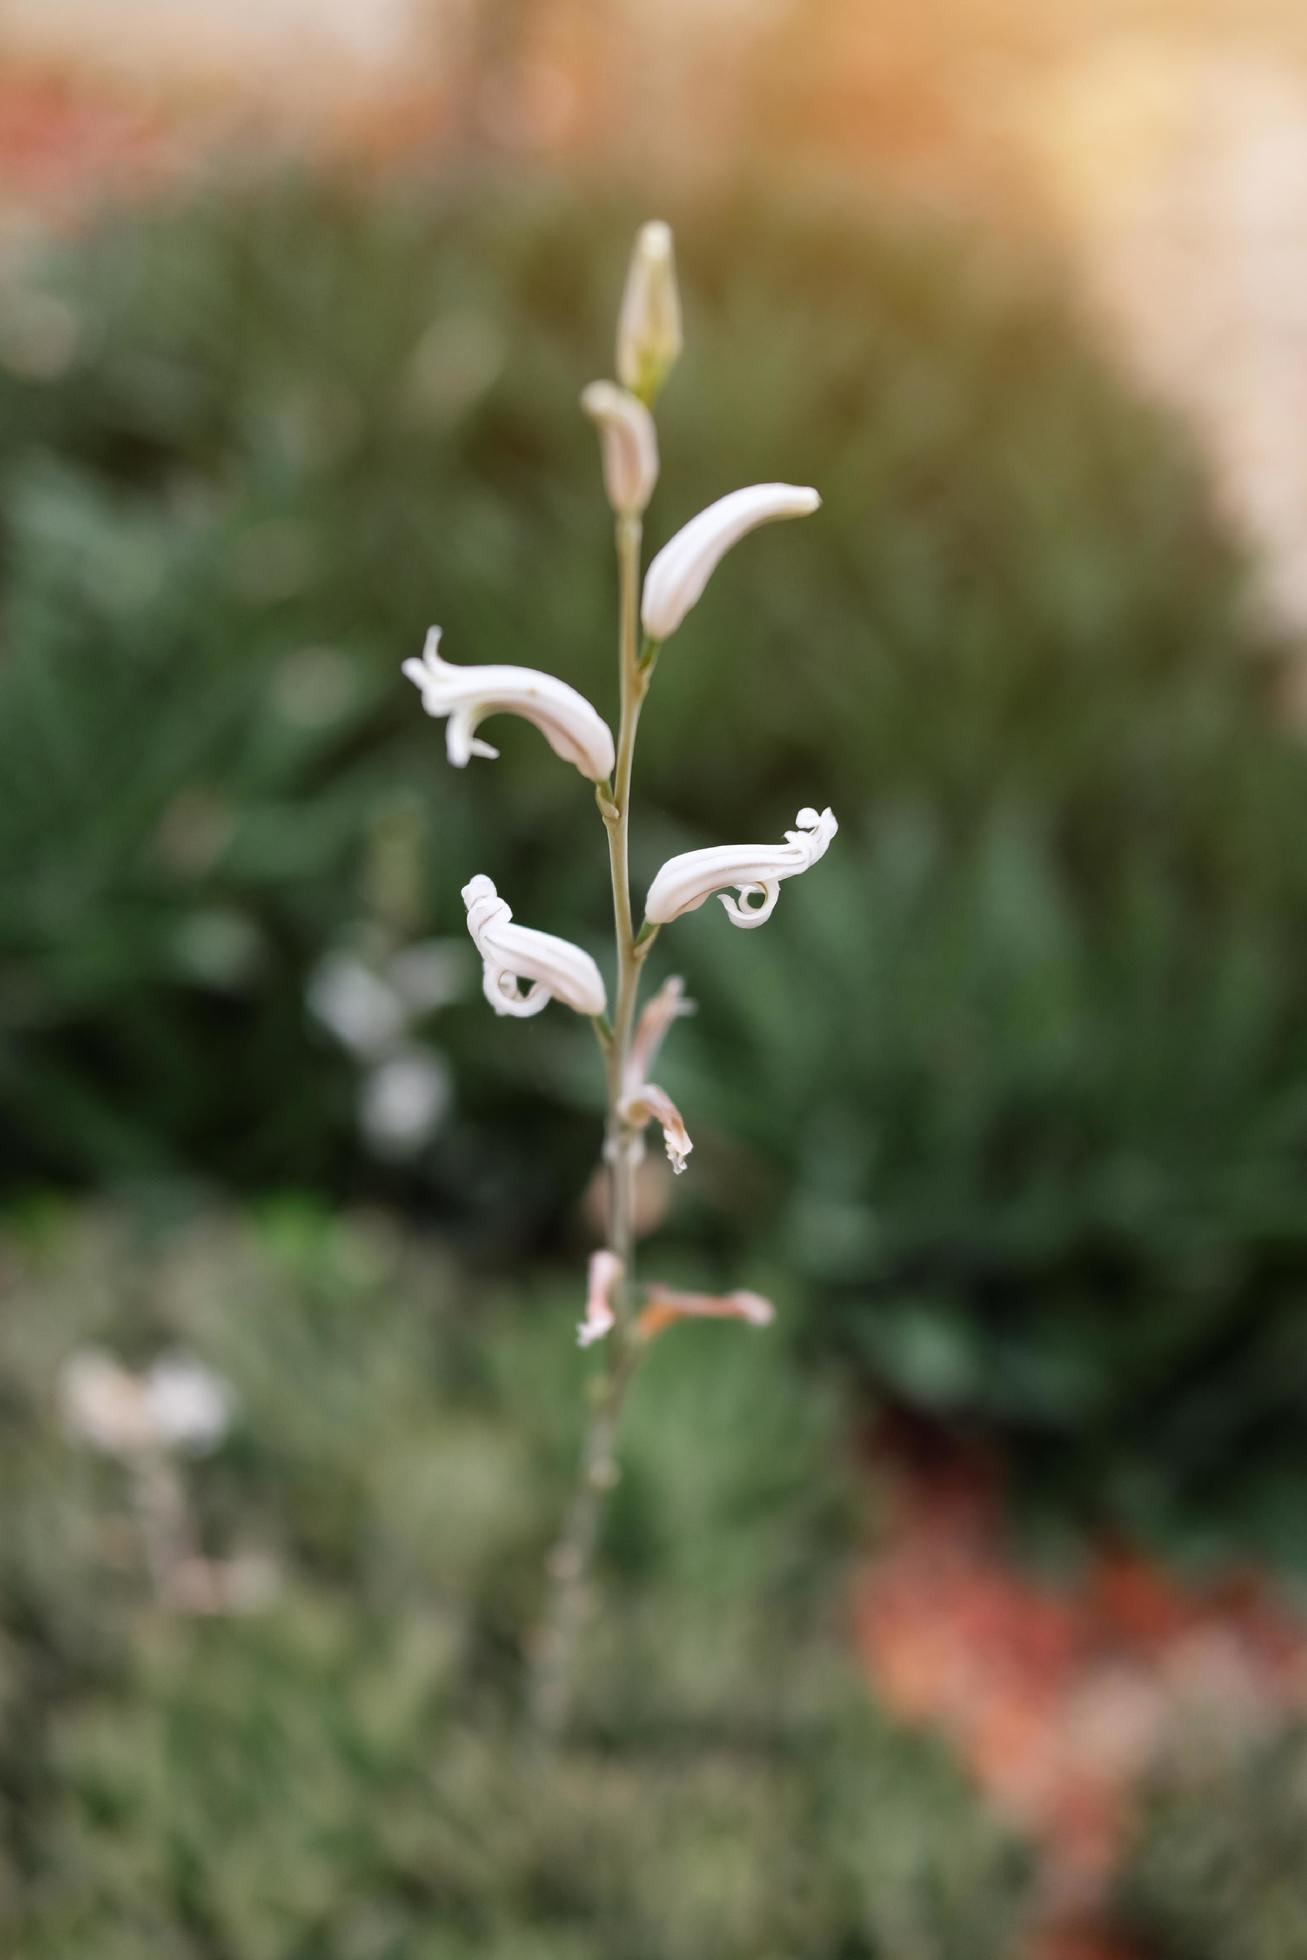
[1117,1721,1307,1960]
[0,1205,1031,1958]
[2,172,1306,1559]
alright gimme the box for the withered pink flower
[578,1250,624,1348]
[636,1285,776,1342]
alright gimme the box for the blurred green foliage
[3,172,1307,1560]
[0,1205,1031,1957]
[1118,1720,1307,1959]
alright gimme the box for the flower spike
[641,484,820,642]
[582,381,659,516]
[578,1250,623,1348]
[463,876,606,1020]
[644,807,838,931]
[404,628,615,783]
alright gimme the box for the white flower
[403,628,615,782]
[359,1048,450,1158]
[581,381,659,516]
[58,1349,234,1456]
[577,1250,623,1347]
[644,806,838,931]
[616,219,682,402]
[57,1350,154,1455]
[641,484,821,642]
[463,875,607,1020]
[307,953,407,1058]
[637,1284,775,1342]
[145,1355,234,1455]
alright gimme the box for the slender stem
[528,512,650,1741]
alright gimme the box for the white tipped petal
[637,1284,776,1342]
[644,807,838,930]
[618,1083,693,1174]
[404,628,615,783]
[641,484,820,642]
[581,381,659,516]
[462,876,606,1020]
[577,1250,623,1348]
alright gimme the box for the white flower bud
[644,806,838,931]
[403,628,615,783]
[463,875,607,1020]
[581,381,659,516]
[641,483,821,642]
[616,220,682,403]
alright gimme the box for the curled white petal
[637,1285,776,1342]
[618,1083,693,1174]
[577,1250,623,1348]
[403,628,615,782]
[616,219,682,401]
[462,875,606,1020]
[641,484,821,642]
[581,381,659,516]
[644,807,838,930]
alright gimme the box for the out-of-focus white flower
[636,1284,775,1343]
[644,806,838,931]
[146,1355,234,1455]
[463,875,607,1020]
[641,484,820,642]
[385,939,466,1016]
[577,1250,623,1347]
[581,381,659,516]
[618,1082,692,1174]
[58,1349,234,1457]
[616,219,682,403]
[403,628,615,782]
[308,952,406,1058]
[58,1351,154,1455]
[359,1048,451,1158]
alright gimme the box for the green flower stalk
[403,220,834,1739]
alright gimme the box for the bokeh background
[5,5,1307,1956]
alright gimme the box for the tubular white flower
[463,875,606,1020]
[637,1284,775,1343]
[616,219,682,403]
[644,806,838,931]
[641,484,821,642]
[577,1250,623,1348]
[581,381,659,516]
[618,1083,692,1175]
[403,628,615,782]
